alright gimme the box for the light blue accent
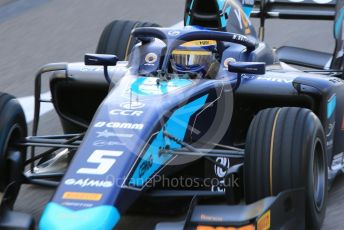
[217,0,226,10]
[220,16,227,27]
[335,8,344,39]
[225,6,231,15]
[185,0,195,26]
[186,16,191,26]
[190,0,195,8]
[243,6,253,17]
[327,95,337,119]
[130,94,208,187]
[131,78,192,96]
[217,0,229,27]
[186,0,195,26]
[39,203,120,230]
[221,6,232,27]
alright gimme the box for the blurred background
[0,0,341,229]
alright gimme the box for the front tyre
[244,107,327,229]
[96,20,160,60]
[0,93,27,208]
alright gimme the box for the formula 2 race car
[0,0,343,229]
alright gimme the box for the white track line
[18,91,54,123]
[17,21,184,124]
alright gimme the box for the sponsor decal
[197,225,254,230]
[93,140,125,147]
[97,129,116,138]
[96,130,133,138]
[212,157,230,192]
[168,30,180,36]
[233,34,247,42]
[181,40,217,47]
[288,0,332,3]
[77,150,123,175]
[94,122,144,130]
[61,202,93,208]
[214,157,230,178]
[145,53,158,64]
[109,109,143,117]
[223,57,236,68]
[331,153,344,171]
[257,210,271,230]
[63,192,102,201]
[64,178,114,188]
[257,76,293,84]
[130,77,192,96]
[120,101,145,110]
[241,74,255,80]
[138,155,153,178]
[200,214,223,222]
[80,66,103,72]
[242,0,254,5]
[327,122,335,137]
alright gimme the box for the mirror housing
[228,62,266,91]
[228,62,266,75]
[84,53,118,66]
[84,54,119,84]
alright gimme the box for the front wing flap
[156,189,305,230]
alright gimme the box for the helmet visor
[172,50,214,68]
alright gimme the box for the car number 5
[77,150,123,175]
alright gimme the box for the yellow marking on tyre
[124,23,139,61]
[270,108,282,195]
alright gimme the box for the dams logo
[257,210,271,230]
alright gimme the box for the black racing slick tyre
[244,107,327,230]
[0,93,27,208]
[96,20,160,60]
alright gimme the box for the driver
[171,40,220,79]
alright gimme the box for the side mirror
[228,62,266,75]
[84,53,118,66]
[84,53,119,84]
[228,62,266,91]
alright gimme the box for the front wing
[156,189,304,230]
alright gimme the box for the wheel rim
[312,138,326,212]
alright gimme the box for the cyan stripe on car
[129,94,208,187]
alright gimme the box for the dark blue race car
[0,0,343,229]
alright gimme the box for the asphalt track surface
[0,0,342,229]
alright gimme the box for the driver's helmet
[171,40,219,78]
